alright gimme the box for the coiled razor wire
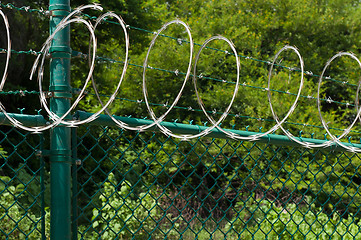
[0,4,360,151]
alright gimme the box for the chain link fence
[1,117,361,239]
[0,126,48,239]
[72,123,361,239]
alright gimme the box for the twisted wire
[3,1,357,89]
[0,4,360,151]
[69,50,354,107]
[0,2,50,16]
[79,12,358,89]
[75,88,361,135]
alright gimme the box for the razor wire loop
[317,52,361,152]
[194,45,302,143]
[0,9,11,91]
[266,46,315,148]
[142,19,194,135]
[189,35,241,140]
[34,18,97,129]
[35,4,104,128]
[0,5,102,132]
[88,12,131,130]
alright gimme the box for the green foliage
[227,198,361,239]
[0,146,7,158]
[0,176,50,239]
[83,172,160,239]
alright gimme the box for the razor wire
[1,1,358,89]
[0,4,361,151]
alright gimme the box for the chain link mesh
[1,121,361,239]
[0,126,48,239]
[73,125,361,239]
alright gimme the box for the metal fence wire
[71,124,361,239]
[2,115,361,239]
[2,1,361,239]
[0,126,47,239]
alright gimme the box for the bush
[0,176,50,239]
[83,173,163,239]
[227,198,361,239]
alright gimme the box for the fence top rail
[0,112,47,127]
[1,110,360,151]
[74,111,360,152]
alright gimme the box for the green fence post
[49,0,72,239]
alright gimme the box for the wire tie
[39,7,46,14]
[235,114,239,118]
[259,127,263,133]
[204,121,207,126]
[245,125,249,131]
[189,120,193,124]
[187,106,193,111]
[137,99,142,104]
[242,82,246,86]
[225,50,229,54]
[212,109,217,115]
[199,73,203,79]
[325,76,331,80]
[19,90,25,97]
[222,79,227,83]
[29,49,37,55]
[177,38,183,45]
[17,108,25,114]
[174,69,179,76]
[342,81,348,85]
[326,96,333,103]
[24,6,30,12]
[306,71,313,75]
[35,109,42,115]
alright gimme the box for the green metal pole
[49,0,72,239]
